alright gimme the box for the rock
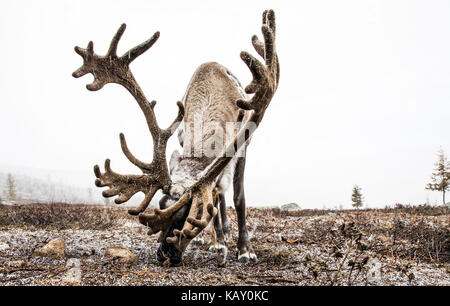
[281,203,300,211]
[0,241,10,251]
[105,246,138,265]
[32,238,65,259]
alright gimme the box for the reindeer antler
[73,24,184,215]
[138,9,280,247]
[237,9,279,122]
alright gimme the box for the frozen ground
[0,203,449,285]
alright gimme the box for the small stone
[32,238,66,259]
[105,246,138,265]
[0,241,10,251]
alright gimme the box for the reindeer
[72,9,279,266]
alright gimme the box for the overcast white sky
[1,0,449,208]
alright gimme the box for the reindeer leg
[233,156,257,263]
[209,193,227,265]
[219,193,231,242]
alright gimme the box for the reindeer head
[73,10,279,266]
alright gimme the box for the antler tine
[128,185,159,216]
[107,23,126,57]
[251,35,265,59]
[124,31,160,64]
[262,10,276,68]
[186,184,217,230]
[119,133,152,172]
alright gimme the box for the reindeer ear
[169,150,181,173]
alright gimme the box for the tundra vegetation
[0,203,448,285]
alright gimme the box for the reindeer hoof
[208,243,227,253]
[238,252,250,263]
[237,251,257,263]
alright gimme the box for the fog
[1,0,449,208]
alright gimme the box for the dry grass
[0,203,133,230]
[262,205,449,263]
[1,203,448,263]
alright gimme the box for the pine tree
[426,149,450,205]
[351,185,363,209]
[6,173,17,201]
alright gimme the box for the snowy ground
[0,204,449,285]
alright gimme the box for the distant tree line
[0,172,102,204]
